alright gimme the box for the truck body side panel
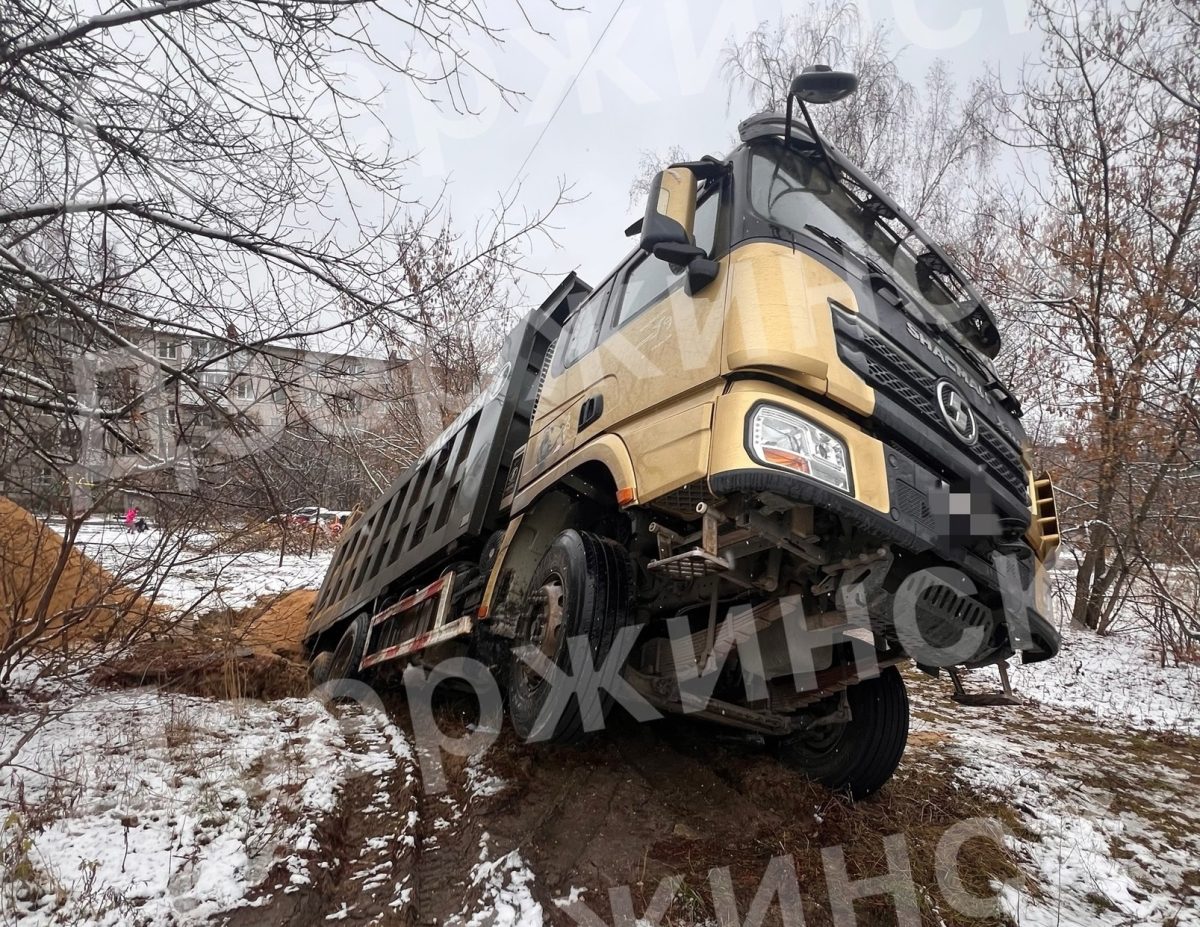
[305,276,591,643]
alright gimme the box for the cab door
[522,183,728,499]
[522,277,617,482]
[588,189,730,500]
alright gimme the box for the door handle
[578,395,604,430]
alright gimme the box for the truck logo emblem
[937,381,978,445]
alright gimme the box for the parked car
[271,507,346,527]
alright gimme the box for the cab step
[948,661,1021,707]
[648,548,731,579]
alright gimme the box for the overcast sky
[367,0,1042,306]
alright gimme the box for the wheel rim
[329,626,358,680]
[792,719,848,756]
[518,572,565,692]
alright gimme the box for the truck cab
[306,87,1061,800]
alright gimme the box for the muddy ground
[220,670,1200,927]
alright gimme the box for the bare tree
[627,144,688,209]
[981,0,1200,635]
[0,0,577,685]
[0,0,569,518]
[721,0,995,228]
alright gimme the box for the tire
[777,666,909,800]
[507,529,634,744]
[308,650,335,686]
[326,613,372,683]
[480,530,505,575]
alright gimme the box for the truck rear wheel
[308,650,334,685]
[508,529,633,744]
[776,666,909,800]
[326,613,371,684]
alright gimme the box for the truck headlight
[749,405,852,493]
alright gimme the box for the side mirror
[639,166,705,266]
[790,65,858,105]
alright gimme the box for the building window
[193,337,219,358]
[200,371,226,391]
[329,391,363,415]
[157,341,178,360]
[234,378,253,400]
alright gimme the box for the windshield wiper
[801,224,928,324]
[803,225,1023,413]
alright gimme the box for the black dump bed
[306,275,591,642]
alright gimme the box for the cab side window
[560,281,612,368]
[615,254,675,327]
[614,190,721,328]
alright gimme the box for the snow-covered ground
[47,517,332,612]
[2,518,341,924]
[914,569,1200,927]
[911,685,1200,927]
[1001,568,1199,737]
[4,684,330,924]
[1015,617,1199,736]
[3,529,1198,925]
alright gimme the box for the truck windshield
[748,147,992,359]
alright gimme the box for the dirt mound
[94,642,309,700]
[0,498,159,646]
[95,588,316,700]
[238,588,318,658]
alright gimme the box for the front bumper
[707,382,1060,664]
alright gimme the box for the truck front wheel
[508,529,633,744]
[776,666,910,800]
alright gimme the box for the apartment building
[1,317,407,512]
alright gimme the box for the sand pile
[0,497,159,646]
[237,589,318,659]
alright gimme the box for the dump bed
[305,275,591,642]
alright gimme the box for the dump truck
[305,67,1061,799]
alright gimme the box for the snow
[465,750,508,801]
[0,684,351,926]
[49,517,332,613]
[1014,616,1199,736]
[910,681,1200,927]
[462,832,543,927]
[552,886,589,909]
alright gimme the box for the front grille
[855,330,1028,501]
[894,478,933,530]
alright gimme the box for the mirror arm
[653,241,705,265]
[796,98,839,179]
